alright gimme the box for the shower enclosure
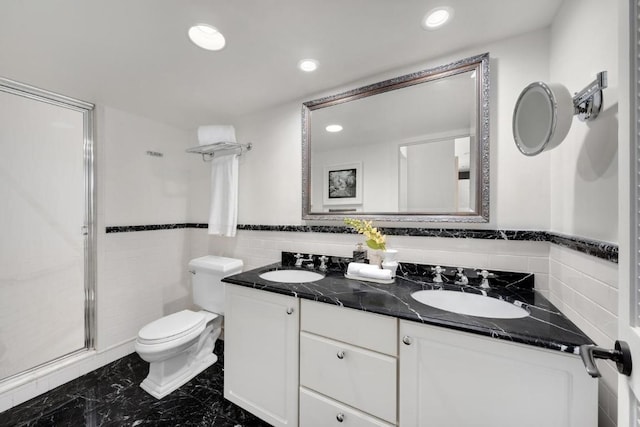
[0,78,95,382]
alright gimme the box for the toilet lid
[138,310,206,345]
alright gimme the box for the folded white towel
[358,268,392,281]
[347,262,376,275]
[198,125,236,145]
[346,262,392,280]
[208,154,238,237]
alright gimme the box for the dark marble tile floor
[0,341,271,427]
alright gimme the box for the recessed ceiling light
[325,124,343,133]
[422,7,454,30]
[298,59,319,72]
[188,24,226,51]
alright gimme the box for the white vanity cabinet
[223,284,299,427]
[299,300,398,426]
[398,320,597,427]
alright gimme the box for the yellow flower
[344,218,386,250]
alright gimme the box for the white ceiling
[0,0,562,130]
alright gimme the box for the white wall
[549,0,618,244]
[188,30,552,231]
[102,106,192,226]
[97,106,194,350]
[546,2,620,426]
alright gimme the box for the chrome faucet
[455,267,469,285]
[295,254,315,268]
[431,265,445,283]
[478,269,492,289]
[318,256,328,272]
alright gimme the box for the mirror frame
[301,52,490,223]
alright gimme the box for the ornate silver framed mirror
[302,52,490,223]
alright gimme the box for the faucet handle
[431,265,445,283]
[476,269,493,278]
[319,255,328,272]
[455,267,469,285]
[477,269,491,289]
[294,253,303,267]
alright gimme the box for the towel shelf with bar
[186,141,252,161]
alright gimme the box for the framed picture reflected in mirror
[323,161,362,205]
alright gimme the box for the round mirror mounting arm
[573,71,607,122]
[513,70,609,157]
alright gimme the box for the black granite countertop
[222,253,594,355]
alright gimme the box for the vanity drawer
[300,332,397,423]
[300,387,395,427]
[301,299,397,356]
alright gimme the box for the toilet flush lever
[189,270,196,275]
[579,340,632,378]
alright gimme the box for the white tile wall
[191,229,551,274]
[98,229,194,350]
[548,245,619,427]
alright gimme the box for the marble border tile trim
[546,232,618,263]
[104,224,617,263]
[105,223,191,233]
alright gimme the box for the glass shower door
[0,80,94,381]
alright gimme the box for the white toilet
[134,255,243,399]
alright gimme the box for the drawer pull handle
[402,335,412,345]
[336,413,345,422]
[286,307,294,315]
[336,350,345,359]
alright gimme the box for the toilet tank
[189,256,243,314]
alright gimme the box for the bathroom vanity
[222,253,597,427]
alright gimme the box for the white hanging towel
[198,125,236,145]
[208,154,239,237]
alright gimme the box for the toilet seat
[137,310,206,345]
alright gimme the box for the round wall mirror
[512,82,573,156]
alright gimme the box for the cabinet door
[399,321,597,427]
[224,285,299,427]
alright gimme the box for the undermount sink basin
[259,269,325,283]
[411,290,530,319]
